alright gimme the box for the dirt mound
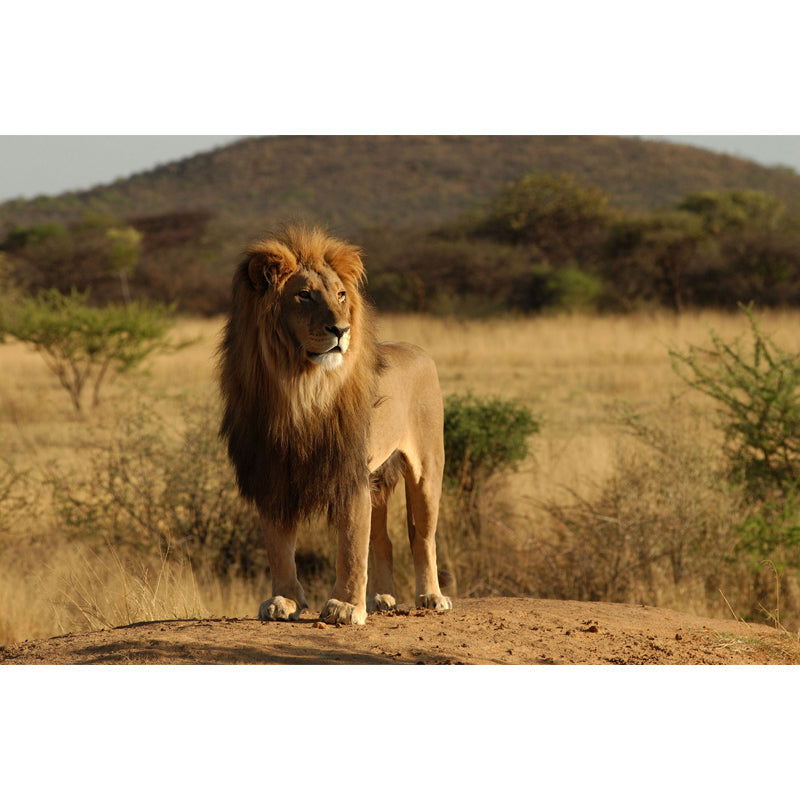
[2,597,797,665]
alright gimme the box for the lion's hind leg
[366,452,406,613]
[405,473,452,613]
[368,501,397,613]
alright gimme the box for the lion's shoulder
[378,340,433,365]
[377,341,439,384]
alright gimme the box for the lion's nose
[326,324,350,340]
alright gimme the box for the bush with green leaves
[443,393,539,494]
[433,393,540,597]
[0,288,176,413]
[671,305,800,493]
[524,264,604,313]
[671,305,800,568]
[3,222,69,250]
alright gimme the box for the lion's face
[239,227,368,380]
[279,266,353,371]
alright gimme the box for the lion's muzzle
[307,325,351,369]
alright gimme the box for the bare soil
[2,597,798,665]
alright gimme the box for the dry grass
[2,308,799,646]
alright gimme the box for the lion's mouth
[306,344,346,370]
[307,345,342,358]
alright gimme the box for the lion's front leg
[320,488,372,625]
[258,518,308,622]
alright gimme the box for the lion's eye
[298,290,312,301]
[338,291,346,303]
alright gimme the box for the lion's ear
[329,247,366,288]
[247,248,295,290]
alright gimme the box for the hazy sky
[1,135,799,205]
[0,136,244,203]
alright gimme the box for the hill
[1,598,797,664]
[4,135,800,237]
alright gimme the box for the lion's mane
[218,225,382,529]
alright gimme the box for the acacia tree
[677,189,785,234]
[602,210,709,312]
[476,171,612,264]
[1,288,176,414]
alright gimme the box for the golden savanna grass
[2,309,799,645]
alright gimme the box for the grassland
[2,309,798,646]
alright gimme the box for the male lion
[218,224,452,625]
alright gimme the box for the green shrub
[3,222,68,250]
[737,488,800,570]
[671,304,800,494]
[443,393,539,493]
[671,305,800,569]
[0,288,176,413]
[433,393,539,598]
[524,264,603,313]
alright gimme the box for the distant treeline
[362,172,800,315]
[4,171,800,315]
[0,210,225,315]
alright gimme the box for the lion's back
[369,341,444,473]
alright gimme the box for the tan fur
[218,224,452,624]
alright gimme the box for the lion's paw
[258,596,303,622]
[417,593,453,612]
[368,593,397,613]
[320,598,367,625]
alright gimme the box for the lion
[218,224,452,625]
